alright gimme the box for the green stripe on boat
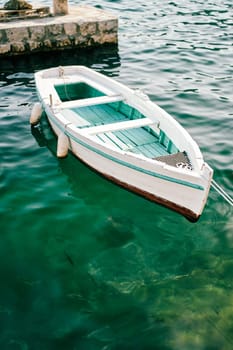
[69,131,204,191]
[47,112,204,191]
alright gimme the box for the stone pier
[0,5,118,56]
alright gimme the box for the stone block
[27,40,41,51]
[11,41,25,52]
[64,22,77,36]
[43,39,52,48]
[55,35,71,47]
[29,26,46,41]
[98,19,118,33]
[6,27,29,42]
[80,22,97,37]
[101,33,118,44]
[46,24,63,36]
[74,35,87,46]
[0,43,11,54]
[90,34,102,44]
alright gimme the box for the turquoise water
[1,0,233,349]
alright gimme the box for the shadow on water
[0,45,121,75]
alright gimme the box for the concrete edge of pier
[0,5,118,57]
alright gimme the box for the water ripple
[0,0,233,349]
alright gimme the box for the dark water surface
[0,0,233,349]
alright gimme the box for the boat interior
[54,81,192,168]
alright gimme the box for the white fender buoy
[30,102,42,125]
[57,132,69,158]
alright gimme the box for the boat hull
[33,65,213,222]
[48,116,211,222]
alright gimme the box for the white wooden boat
[32,65,213,222]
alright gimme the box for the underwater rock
[4,0,32,10]
[96,215,135,248]
[88,242,159,297]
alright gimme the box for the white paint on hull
[67,134,209,215]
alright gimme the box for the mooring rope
[211,179,233,207]
[59,66,71,101]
